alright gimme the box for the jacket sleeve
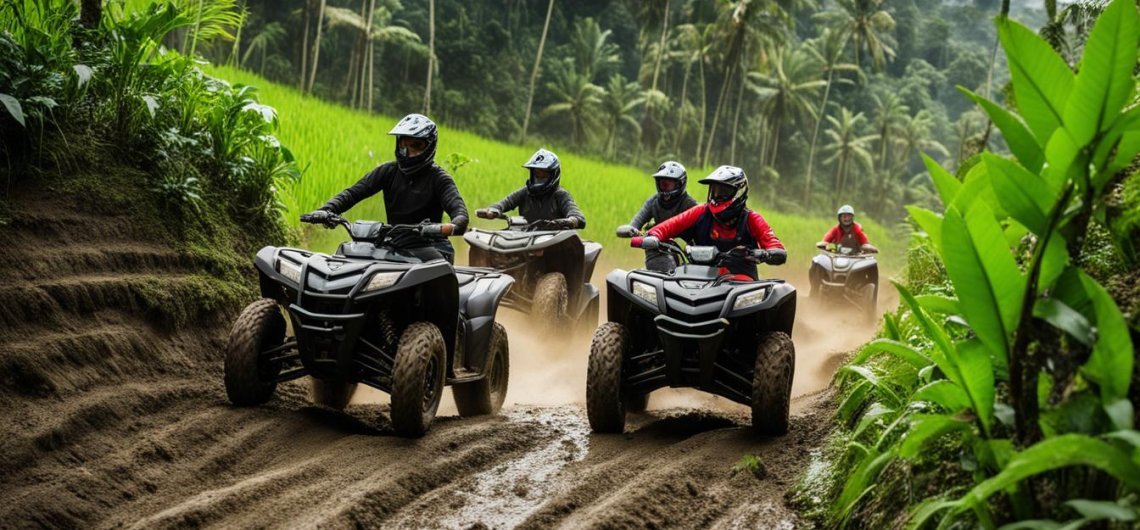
[628,196,656,229]
[747,212,785,250]
[322,165,388,213]
[822,225,840,243]
[490,188,528,214]
[434,169,469,234]
[558,189,587,228]
[648,204,704,241]
[853,223,870,245]
[681,194,698,210]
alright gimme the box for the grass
[203,65,907,271]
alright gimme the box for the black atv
[586,238,797,435]
[223,214,514,437]
[465,214,601,334]
[808,245,878,320]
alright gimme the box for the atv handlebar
[300,213,453,240]
[631,237,772,266]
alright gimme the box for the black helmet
[652,161,688,206]
[523,148,561,196]
[389,113,438,174]
[699,165,749,224]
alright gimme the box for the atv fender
[457,270,514,373]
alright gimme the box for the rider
[476,148,586,229]
[816,205,878,254]
[616,161,698,272]
[640,165,786,280]
[304,113,469,263]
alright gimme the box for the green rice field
[204,65,906,272]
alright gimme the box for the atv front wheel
[533,272,569,331]
[587,322,629,433]
[453,322,510,416]
[224,299,287,406]
[390,322,447,437]
[310,379,358,410]
[751,331,795,436]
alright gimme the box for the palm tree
[803,27,862,206]
[746,42,826,168]
[815,0,896,72]
[821,106,875,204]
[670,22,716,162]
[364,1,420,113]
[540,58,604,146]
[520,0,555,144]
[599,74,645,159]
[306,0,327,93]
[241,22,285,75]
[894,110,949,173]
[423,0,435,115]
[569,17,620,82]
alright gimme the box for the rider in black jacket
[304,114,469,263]
[616,161,698,272]
[476,148,586,229]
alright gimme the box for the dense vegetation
[194,0,1056,219]
[794,0,1140,527]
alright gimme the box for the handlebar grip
[629,236,644,248]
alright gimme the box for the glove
[641,235,660,250]
[616,224,640,238]
[476,208,501,219]
[301,209,336,227]
[816,241,827,249]
[553,217,580,230]
[750,249,770,263]
[862,243,879,254]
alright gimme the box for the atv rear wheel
[533,272,569,331]
[587,322,629,433]
[310,379,357,410]
[453,322,510,417]
[751,331,795,436]
[390,322,447,437]
[224,299,287,406]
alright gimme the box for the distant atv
[808,245,878,320]
[224,213,514,437]
[465,213,602,333]
[586,238,797,435]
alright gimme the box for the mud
[0,194,889,528]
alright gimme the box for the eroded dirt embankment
[0,188,881,529]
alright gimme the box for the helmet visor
[656,178,679,193]
[530,168,555,185]
[708,182,736,204]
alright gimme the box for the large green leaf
[941,205,1025,360]
[894,282,959,384]
[1034,297,1093,346]
[907,206,944,250]
[924,153,961,208]
[1061,0,1140,146]
[1065,499,1137,522]
[0,93,25,127]
[1038,236,1071,294]
[956,338,995,434]
[912,380,971,413]
[983,154,1054,235]
[840,365,904,408]
[916,294,959,316]
[1044,128,1082,192]
[997,17,1075,144]
[1077,271,1134,403]
[953,163,1008,218]
[960,88,1044,172]
[849,338,933,369]
[900,414,972,459]
[951,435,1140,516]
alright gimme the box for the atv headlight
[632,281,658,306]
[363,271,403,292]
[277,259,302,284]
[732,287,769,311]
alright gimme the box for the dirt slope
[0,189,875,529]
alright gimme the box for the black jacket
[628,194,698,231]
[322,161,469,233]
[490,187,587,228]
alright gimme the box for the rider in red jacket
[641,166,786,280]
[816,204,878,254]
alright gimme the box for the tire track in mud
[1,194,882,528]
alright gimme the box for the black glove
[641,235,660,250]
[419,223,444,237]
[476,208,501,219]
[750,249,770,263]
[301,209,337,227]
[616,224,640,238]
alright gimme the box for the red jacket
[822,222,869,246]
[648,204,785,250]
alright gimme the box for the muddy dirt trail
[0,194,886,529]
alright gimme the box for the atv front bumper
[624,315,753,406]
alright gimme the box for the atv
[464,214,602,334]
[808,245,878,321]
[223,213,514,437]
[586,238,797,435]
